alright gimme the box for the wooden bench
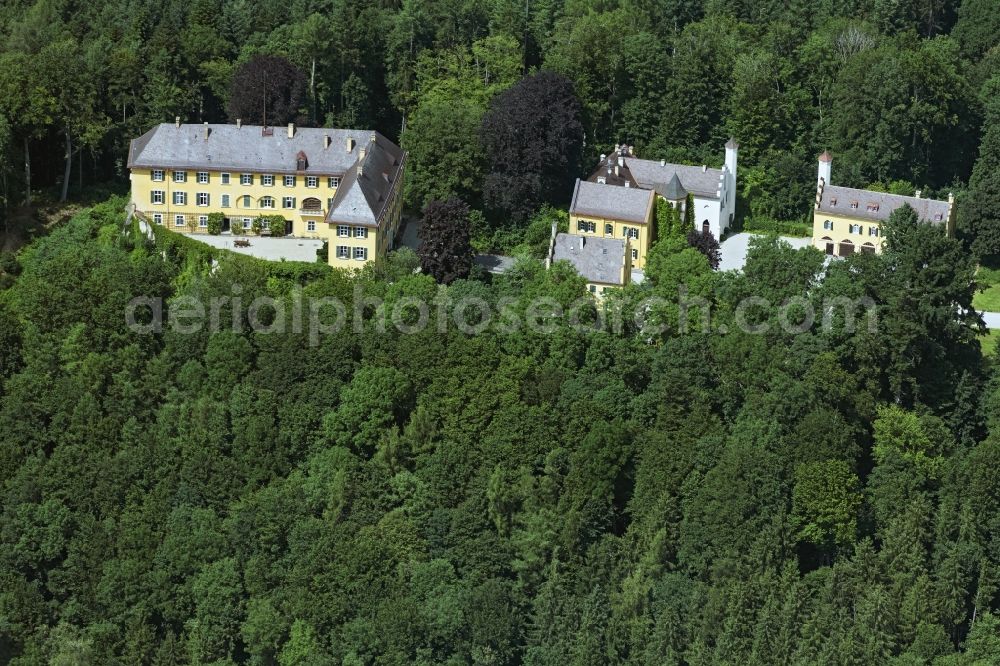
[233,239,251,248]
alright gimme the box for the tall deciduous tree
[418,198,473,284]
[480,70,584,224]
[227,55,306,126]
[686,229,721,269]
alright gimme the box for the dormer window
[866,202,879,212]
[934,213,943,221]
[829,197,837,206]
[296,151,308,171]
[850,201,859,209]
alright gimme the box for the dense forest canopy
[0,0,998,237]
[3,0,1000,663]
[0,191,998,663]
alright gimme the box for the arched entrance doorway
[838,239,854,256]
[702,220,710,235]
[861,242,876,255]
[821,236,833,255]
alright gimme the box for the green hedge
[743,217,812,237]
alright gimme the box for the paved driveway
[718,232,813,271]
[193,234,324,263]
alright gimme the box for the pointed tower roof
[725,137,739,149]
[662,173,687,200]
[818,150,833,163]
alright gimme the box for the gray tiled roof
[817,185,950,224]
[553,233,626,285]
[326,134,405,227]
[661,173,687,200]
[625,158,724,199]
[570,179,654,224]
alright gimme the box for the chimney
[617,155,624,167]
[914,189,922,198]
[236,119,242,129]
[203,122,210,140]
[600,153,606,162]
[818,150,832,187]
[346,137,355,152]
[625,181,630,188]
[615,165,620,177]
[358,163,364,177]
[175,116,180,128]
[660,159,666,166]
[580,236,585,249]
[702,165,707,173]
[324,134,331,149]
[287,123,295,138]
[359,147,366,161]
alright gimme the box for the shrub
[265,215,286,237]
[207,213,225,235]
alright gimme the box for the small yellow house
[568,178,655,269]
[127,120,406,268]
[812,151,954,256]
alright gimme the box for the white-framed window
[353,247,367,261]
[220,173,230,185]
[240,173,253,185]
[577,220,596,233]
[260,196,275,209]
[262,174,274,187]
[624,227,639,239]
[823,219,834,231]
[589,285,597,293]
[869,226,880,237]
[354,226,368,239]
[283,175,296,187]
[221,194,230,208]
[198,215,208,228]
[306,176,318,188]
[152,213,163,225]
[196,192,209,206]
[174,215,185,227]
[282,196,296,209]
[849,223,862,234]
[241,195,251,208]
[328,176,340,188]
[242,217,252,229]
[173,191,187,205]
[172,171,186,183]
[197,171,209,184]
[336,245,350,259]
[327,197,335,210]
[631,248,639,260]
[151,190,165,205]
[605,223,613,235]
[337,225,350,237]
[850,201,859,210]
[307,220,316,232]
[152,170,165,182]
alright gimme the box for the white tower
[818,150,832,187]
[725,138,738,182]
[724,138,739,228]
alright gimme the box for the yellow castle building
[812,151,954,256]
[568,178,655,269]
[127,119,406,268]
